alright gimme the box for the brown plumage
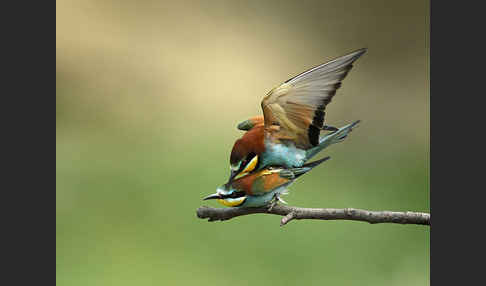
[261,48,366,148]
[231,169,289,196]
[230,124,265,166]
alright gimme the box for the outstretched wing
[261,48,366,149]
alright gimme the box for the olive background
[56,1,429,285]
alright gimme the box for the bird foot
[277,195,288,205]
[267,199,278,212]
[267,193,287,212]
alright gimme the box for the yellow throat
[216,197,246,207]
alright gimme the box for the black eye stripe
[221,191,246,199]
[242,152,258,169]
[238,152,256,173]
[234,191,246,198]
[247,152,256,161]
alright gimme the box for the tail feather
[302,156,331,168]
[291,156,331,178]
[305,120,360,161]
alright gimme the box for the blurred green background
[56,0,429,285]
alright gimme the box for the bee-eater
[227,48,366,183]
[204,157,330,208]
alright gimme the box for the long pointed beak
[203,193,221,201]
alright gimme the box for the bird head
[228,141,259,184]
[228,124,265,184]
[203,185,247,207]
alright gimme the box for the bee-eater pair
[203,48,367,207]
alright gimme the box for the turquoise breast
[240,185,290,207]
[260,142,306,170]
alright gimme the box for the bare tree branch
[196,205,430,226]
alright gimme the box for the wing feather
[261,48,366,148]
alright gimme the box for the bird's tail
[288,156,331,179]
[305,120,361,161]
[275,156,331,204]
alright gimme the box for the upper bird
[227,48,366,184]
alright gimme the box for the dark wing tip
[285,48,367,85]
[354,47,367,55]
[347,48,367,61]
[308,125,321,146]
[341,48,367,65]
[302,156,331,168]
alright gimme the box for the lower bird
[203,157,330,208]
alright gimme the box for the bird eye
[221,191,245,199]
[230,191,245,198]
[241,155,259,174]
